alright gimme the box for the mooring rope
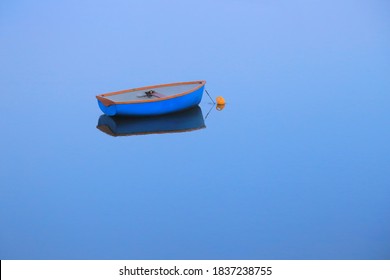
[205,89,216,104]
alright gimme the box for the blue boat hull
[97,85,205,116]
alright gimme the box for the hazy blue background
[1,0,389,259]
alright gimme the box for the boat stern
[97,99,117,116]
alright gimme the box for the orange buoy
[216,96,225,105]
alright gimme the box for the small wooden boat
[97,106,205,136]
[96,80,206,116]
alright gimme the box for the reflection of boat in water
[97,106,206,136]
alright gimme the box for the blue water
[1,0,389,260]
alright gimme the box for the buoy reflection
[216,104,225,111]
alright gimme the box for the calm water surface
[1,0,389,259]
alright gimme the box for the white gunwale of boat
[96,80,206,107]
